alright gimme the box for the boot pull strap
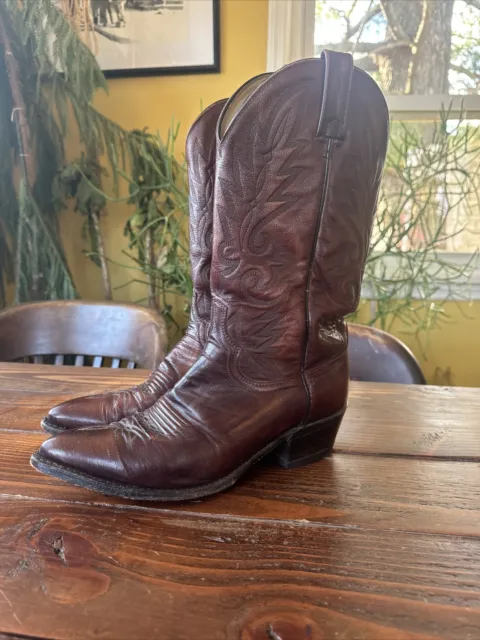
[317,50,353,141]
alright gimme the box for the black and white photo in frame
[89,0,220,77]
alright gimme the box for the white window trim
[361,252,480,301]
[267,0,480,300]
[267,0,315,72]
[386,95,480,121]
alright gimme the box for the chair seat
[0,300,168,369]
[348,323,426,385]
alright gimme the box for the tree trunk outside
[409,0,454,94]
[377,0,423,93]
[371,0,455,95]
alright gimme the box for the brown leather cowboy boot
[41,99,228,435]
[32,52,389,500]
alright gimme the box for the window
[268,0,480,298]
[314,1,480,98]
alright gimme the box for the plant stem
[90,210,112,300]
[0,12,35,191]
[145,228,159,311]
[0,11,34,303]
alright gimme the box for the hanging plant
[122,127,191,336]
[356,110,479,355]
[54,154,112,300]
[0,0,150,305]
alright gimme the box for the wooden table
[0,363,479,640]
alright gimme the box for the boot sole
[41,417,68,436]
[30,409,345,502]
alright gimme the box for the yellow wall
[356,301,480,387]
[60,0,480,387]
[62,0,269,305]
[402,302,480,387]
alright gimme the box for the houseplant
[358,112,479,355]
[0,0,162,304]
[122,127,191,335]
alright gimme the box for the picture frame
[91,0,220,79]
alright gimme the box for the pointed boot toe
[42,397,109,434]
[32,426,130,490]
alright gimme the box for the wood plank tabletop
[0,363,479,640]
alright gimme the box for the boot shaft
[184,99,227,342]
[210,53,388,388]
[303,59,389,373]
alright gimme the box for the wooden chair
[348,323,426,385]
[0,301,168,369]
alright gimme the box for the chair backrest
[348,323,426,385]
[0,301,168,369]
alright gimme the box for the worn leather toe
[46,383,160,430]
[39,427,130,483]
[47,396,109,429]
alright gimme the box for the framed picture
[91,0,220,78]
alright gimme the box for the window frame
[267,0,480,300]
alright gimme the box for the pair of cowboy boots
[31,52,389,501]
